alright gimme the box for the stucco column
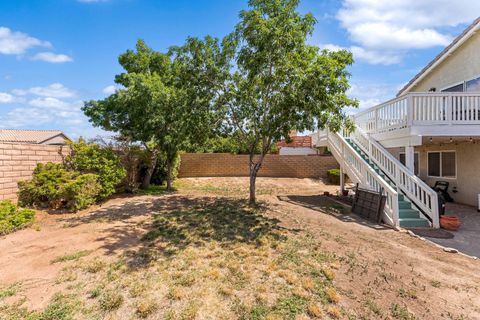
[405,146,415,174]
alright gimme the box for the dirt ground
[1,177,479,319]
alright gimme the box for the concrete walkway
[424,203,480,258]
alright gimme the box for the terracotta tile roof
[277,135,312,148]
[0,129,69,144]
[397,17,480,96]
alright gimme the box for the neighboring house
[315,17,480,229]
[0,129,70,145]
[277,131,318,155]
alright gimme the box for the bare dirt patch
[0,177,478,319]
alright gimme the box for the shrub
[327,169,340,176]
[63,139,126,199]
[62,174,101,211]
[0,200,35,235]
[18,163,101,211]
[18,163,74,209]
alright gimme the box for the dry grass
[0,193,345,319]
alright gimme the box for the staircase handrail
[350,127,439,228]
[327,131,400,226]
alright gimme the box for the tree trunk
[249,153,262,205]
[166,159,173,191]
[141,150,158,189]
[249,166,258,205]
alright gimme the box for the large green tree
[220,0,357,204]
[83,39,225,190]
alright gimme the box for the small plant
[326,305,341,319]
[0,200,35,235]
[99,290,124,311]
[398,288,417,299]
[34,293,77,320]
[135,298,158,318]
[84,259,106,273]
[325,287,340,303]
[52,250,92,264]
[167,287,184,300]
[307,303,323,318]
[0,283,19,299]
[391,303,416,320]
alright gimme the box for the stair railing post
[431,193,440,228]
[392,192,400,228]
[407,94,414,127]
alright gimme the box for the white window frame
[441,74,480,92]
[427,150,457,179]
[398,152,420,175]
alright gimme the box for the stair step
[398,201,412,209]
[399,218,430,228]
[399,209,420,219]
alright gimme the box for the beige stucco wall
[388,143,480,207]
[407,31,480,93]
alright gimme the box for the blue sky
[0,0,478,139]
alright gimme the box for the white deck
[353,93,480,147]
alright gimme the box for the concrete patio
[424,203,480,258]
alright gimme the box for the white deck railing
[355,92,480,134]
[328,131,399,226]
[350,128,439,228]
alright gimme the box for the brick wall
[178,153,339,178]
[0,143,66,201]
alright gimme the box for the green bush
[63,139,126,199]
[18,163,101,211]
[0,200,35,235]
[18,163,74,209]
[62,174,101,211]
[327,169,340,176]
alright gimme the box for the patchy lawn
[0,178,479,319]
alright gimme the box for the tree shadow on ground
[59,195,286,269]
[278,195,389,230]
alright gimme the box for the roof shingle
[0,129,69,144]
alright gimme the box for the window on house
[428,151,456,178]
[442,83,464,92]
[466,76,480,92]
[399,152,419,175]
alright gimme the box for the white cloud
[28,97,69,109]
[344,82,400,114]
[334,0,480,64]
[0,26,51,55]
[102,85,117,95]
[0,108,53,128]
[32,52,73,63]
[0,98,87,131]
[0,92,15,104]
[321,44,401,65]
[13,83,76,98]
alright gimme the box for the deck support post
[405,146,415,174]
[340,166,345,191]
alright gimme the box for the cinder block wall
[0,143,66,201]
[178,153,339,178]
